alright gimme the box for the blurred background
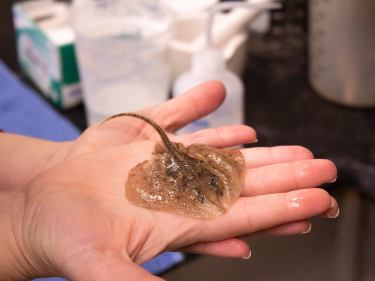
[1,0,375,280]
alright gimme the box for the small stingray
[103,113,245,219]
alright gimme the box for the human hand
[1,82,338,281]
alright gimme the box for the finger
[80,81,226,152]
[241,146,314,169]
[256,220,312,236]
[175,125,257,148]
[192,188,333,241]
[242,159,337,196]
[63,249,164,281]
[181,238,251,259]
[181,221,312,258]
[145,81,226,132]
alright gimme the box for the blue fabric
[0,60,184,280]
[142,252,185,274]
[0,61,80,141]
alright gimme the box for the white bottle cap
[191,48,226,77]
[160,0,218,14]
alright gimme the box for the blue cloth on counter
[142,252,185,274]
[0,60,184,279]
[0,61,80,140]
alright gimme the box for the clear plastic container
[172,48,244,134]
[171,1,278,134]
[71,0,171,125]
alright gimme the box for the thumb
[146,80,226,132]
[62,249,165,281]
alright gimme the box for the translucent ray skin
[103,113,245,219]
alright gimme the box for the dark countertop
[242,39,375,200]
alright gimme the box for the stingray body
[103,113,245,219]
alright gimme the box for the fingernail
[301,222,312,234]
[241,250,252,260]
[327,207,340,219]
[325,197,340,218]
[329,177,338,183]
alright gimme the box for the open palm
[15,82,338,281]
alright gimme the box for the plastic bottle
[173,48,244,134]
[172,1,279,134]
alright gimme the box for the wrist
[0,134,73,279]
[0,133,71,190]
[0,183,63,280]
[0,189,40,280]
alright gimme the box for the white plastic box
[13,0,82,109]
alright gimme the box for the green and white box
[13,0,81,109]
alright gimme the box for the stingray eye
[165,158,178,175]
[209,177,224,197]
[165,159,172,167]
[209,177,219,187]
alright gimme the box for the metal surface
[309,0,375,107]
